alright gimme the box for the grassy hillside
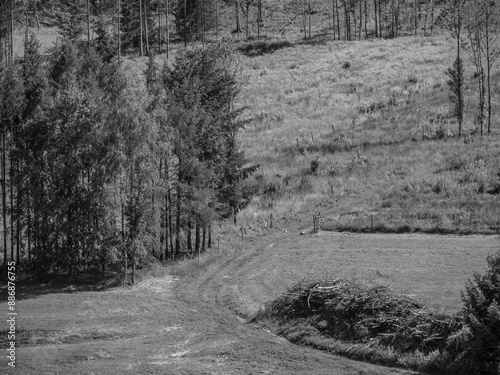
[234,34,500,234]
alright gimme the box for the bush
[457,251,500,375]
[341,61,351,69]
[310,156,320,174]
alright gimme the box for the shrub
[310,156,320,174]
[457,251,500,375]
[408,76,418,84]
[341,61,351,69]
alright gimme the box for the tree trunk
[166,0,169,58]
[195,219,200,252]
[122,201,127,286]
[118,0,121,60]
[301,0,307,39]
[245,1,249,40]
[215,0,218,39]
[139,0,144,55]
[235,0,241,38]
[166,156,174,256]
[485,12,492,135]
[167,188,170,260]
[9,0,13,59]
[158,2,161,53]
[27,187,31,266]
[257,0,261,38]
[378,0,382,37]
[9,130,14,262]
[202,0,206,44]
[144,0,150,54]
[345,2,350,40]
[308,0,312,39]
[359,0,362,40]
[207,224,212,248]
[430,0,434,36]
[34,205,39,276]
[131,250,136,284]
[374,0,378,37]
[457,0,462,139]
[336,0,340,39]
[395,0,400,37]
[364,0,368,38]
[202,225,206,250]
[183,0,187,45]
[383,0,387,37]
[0,5,4,62]
[2,127,8,266]
[25,5,29,53]
[332,0,335,39]
[176,184,181,256]
[9,128,17,260]
[34,2,40,29]
[87,0,91,46]
[187,219,192,252]
[478,66,485,136]
[15,159,20,265]
[414,0,417,36]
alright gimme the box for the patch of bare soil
[3,230,497,374]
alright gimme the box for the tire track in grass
[173,230,423,374]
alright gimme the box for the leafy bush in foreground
[450,251,500,375]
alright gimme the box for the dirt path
[3,231,498,374]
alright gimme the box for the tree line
[444,0,500,139]
[0,35,257,282]
[0,0,479,63]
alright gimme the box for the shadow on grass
[296,33,329,46]
[324,223,497,235]
[0,261,177,301]
[283,136,409,156]
[0,272,124,302]
[237,40,292,57]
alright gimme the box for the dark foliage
[173,0,216,43]
[455,251,500,375]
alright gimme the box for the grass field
[1,229,498,374]
[233,34,500,235]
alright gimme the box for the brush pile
[265,279,459,354]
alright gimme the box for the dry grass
[235,34,500,234]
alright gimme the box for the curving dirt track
[2,230,498,374]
